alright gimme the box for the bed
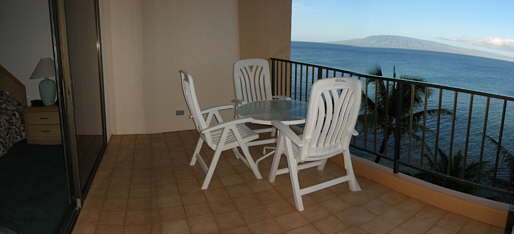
[0,64,27,157]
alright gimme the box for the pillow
[0,91,24,114]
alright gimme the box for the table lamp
[30,57,56,106]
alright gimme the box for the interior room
[0,1,70,233]
[1,0,106,233]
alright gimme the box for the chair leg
[201,148,223,190]
[343,149,361,191]
[271,128,277,137]
[240,144,263,179]
[317,159,328,171]
[190,138,204,166]
[269,136,284,183]
[285,150,304,211]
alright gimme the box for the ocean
[291,41,514,97]
[290,41,514,184]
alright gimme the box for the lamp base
[39,78,56,106]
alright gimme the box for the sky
[292,0,514,57]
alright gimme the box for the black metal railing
[270,57,514,205]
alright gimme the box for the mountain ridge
[330,35,514,62]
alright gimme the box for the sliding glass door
[64,0,106,193]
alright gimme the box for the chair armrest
[201,117,254,134]
[272,121,303,146]
[272,96,291,100]
[353,129,359,136]
[201,104,234,114]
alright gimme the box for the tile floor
[72,131,503,234]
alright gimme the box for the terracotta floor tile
[458,220,490,234]
[362,198,392,215]
[226,184,254,198]
[313,215,347,234]
[359,217,398,234]
[204,188,231,203]
[286,225,321,234]
[72,222,96,234]
[214,211,246,230]
[265,201,296,217]
[160,206,186,222]
[432,213,468,233]
[336,227,368,234]
[388,228,412,234]
[184,203,213,217]
[125,210,154,225]
[95,224,124,234]
[127,198,153,211]
[221,174,244,186]
[209,201,238,215]
[187,215,219,234]
[233,196,262,210]
[182,191,208,205]
[335,206,375,226]
[240,206,273,224]
[156,194,182,208]
[220,226,251,234]
[124,224,152,234]
[275,212,309,230]
[77,209,100,224]
[72,132,493,234]
[248,219,284,234]
[98,211,125,225]
[300,205,331,222]
[379,191,407,205]
[320,198,351,213]
[161,219,190,234]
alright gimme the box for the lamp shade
[30,57,55,80]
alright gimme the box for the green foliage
[486,136,514,185]
[361,65,451,162]
[416,150,489,193]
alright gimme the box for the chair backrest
[233,58,272,104]
[180,71,208,133]
[301,78,362,161]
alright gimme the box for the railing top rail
[270,57,514,101]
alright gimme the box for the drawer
[26,124,61,138]
[26,112,60,124]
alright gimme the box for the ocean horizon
[291,41,514,97]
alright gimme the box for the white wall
[0,0,54,102]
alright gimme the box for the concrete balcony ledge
[336,155,511,228]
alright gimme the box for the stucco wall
[100,0,291,134]
[239,0,292,60]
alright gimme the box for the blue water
[292,41,514,97]
[291,41,514,183]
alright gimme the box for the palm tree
[416,149,489,193]
[361,65,451,163]
[486,136,514,185]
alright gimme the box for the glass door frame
[48,0,107,232]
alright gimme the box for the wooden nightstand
[24,106,62,145]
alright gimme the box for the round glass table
[236,99,308,125]
[235,99,308,165]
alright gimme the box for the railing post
[506,205,514,234]
[271,58,276,96]
[393,82,402,174]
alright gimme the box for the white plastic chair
[180,71,263,190]
[233,58,290,157]
[269,78,362,211]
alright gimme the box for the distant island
[330,35,514,62]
